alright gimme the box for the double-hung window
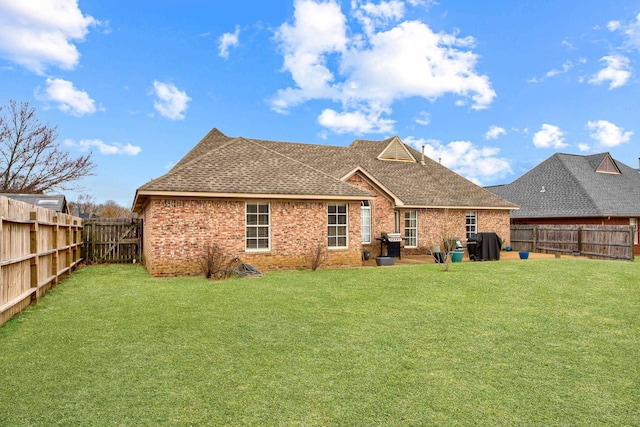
[361,201,371,244]
[631,218,638,245]
[328,204,348,248]
[466,211,477,239]
[246,202,270,251]
[404,210,417,248]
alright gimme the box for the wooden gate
[83,218,142,263]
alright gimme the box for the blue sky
[1,0,639,207]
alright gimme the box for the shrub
[199,244,228,279]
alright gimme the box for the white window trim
[631,218,638,245]
[404,210,418,248]
[466,211,478,239]
[245,202,270,252]
[328,203,349,249]
[361,201,371,244]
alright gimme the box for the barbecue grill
[377,232,403,258]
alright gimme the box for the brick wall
[140,189,512,276]
[345,172,512,256]
[346,173,395,257]
[141,197,362,276]
[398,208,511,255]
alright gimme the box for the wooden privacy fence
[1,196,83,326]
[82,218,142,263]
[511,224,634,261]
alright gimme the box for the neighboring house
[0,193,70,214]
[133,128,517,276]
[487,152,640,254]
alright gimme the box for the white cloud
[151,81,191,120]
[414,111,430,126]
[0,0,98,74]
[218,25,240,59]
[586,120,633,148]
[352,0,405,37]
[64,138,141,156]
[607,20,621,32]
[608,13,640,51]
[485,125,506,140]
[405,136,512,183]
[271,0,495,134]
[37,78,97,116]
[588,55,632,89]
[533,124,567,149]
[318,108,395,134]
[271,0,347,113]
[545,61,573,78]
[578,143,592,152]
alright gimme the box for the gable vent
[596,154,621,175]
[377,137,416,162]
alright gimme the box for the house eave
[133,190,375,212]
[340,167,405,206]
[401,204,519,210]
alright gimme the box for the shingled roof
[133,128,518,212]
[0,193,70,213]
[487,152,640,219]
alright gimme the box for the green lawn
[1,259,638,426]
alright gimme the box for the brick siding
[140,190,512,276]
[141,198,362,276]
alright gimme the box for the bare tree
[71,194,97,216]
[96,200,135,218]
[0,100,95,193]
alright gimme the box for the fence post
[577,227,582,254]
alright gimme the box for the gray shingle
[487,152,640,218]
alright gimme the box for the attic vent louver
[377,137,416,162]
[596,154,621,175]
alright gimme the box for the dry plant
[309,244,328,271]
[438,209,455,272]
[199,243,228,279]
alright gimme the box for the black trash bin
[433,252,445,263]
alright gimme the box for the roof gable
[377,137,417,162]
[595,153,621,175]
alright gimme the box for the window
[394,211,400,233]
[631,218,638,245]
[246,202,270,251]
[466,211,477,239]
[328,204,348,248]
[404,210,417,248]
[361,201,371,244]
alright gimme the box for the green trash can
[451,250,464,262]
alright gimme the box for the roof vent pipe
[421,146,425,165]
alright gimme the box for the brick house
[487,152,640,254]
[133,128,517,276]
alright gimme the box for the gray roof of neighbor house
[486,152,640,219]
[0,193,70,213]
[133,128,518,212]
